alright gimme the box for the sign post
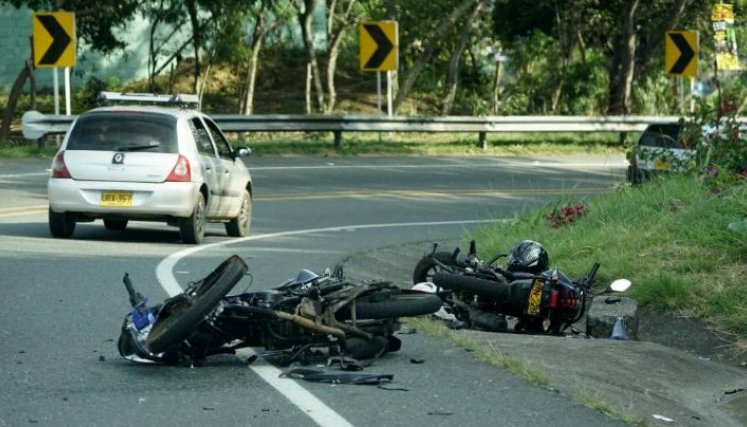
[32,11,76,123]
[359,21,398,116]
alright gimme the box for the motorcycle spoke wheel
[336,290,442,320]
[412,251,458,284]
[146,255,247,354]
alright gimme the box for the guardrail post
[478,131,487,149]
[333,130,342,148]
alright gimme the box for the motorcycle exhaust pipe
[224,304,347,338]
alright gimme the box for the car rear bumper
[48,179,200,218]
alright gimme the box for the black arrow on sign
[363,24,393,69]
[669,32,695,74]
[37,15,72,65]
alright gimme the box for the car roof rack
[98,91,200,110]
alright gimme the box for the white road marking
[156,218,503,427]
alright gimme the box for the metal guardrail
[22,110,682,147]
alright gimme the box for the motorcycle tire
[432,272,510,300]
[146,255,248,354]
[336,290,442,320]
[412,251,460,284]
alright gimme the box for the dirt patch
[638,308,746,368]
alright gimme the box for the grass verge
[408,316,649,425]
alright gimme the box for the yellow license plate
[100,191,133,207]
[653,159,671,171]
[526,278,544,316]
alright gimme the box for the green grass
[465,175,747,351]
[573,392,649,426]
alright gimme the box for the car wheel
[104,219,128,231]
[179,192,206,244]
[49,209,76,238]
[225,190,252,237]
[626,165,643,184]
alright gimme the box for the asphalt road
[0,154,629,426]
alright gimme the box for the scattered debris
[427,411,454,416]
[202,407,215,411]
[724,388,745,395]
[410,358,425,364]
[652,414,674,423]
[99,355,106,362]
[281,367,393,385]
[610,317,629,341]
[397,326,417,335]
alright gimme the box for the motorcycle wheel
[336,290,442,320]
[433,272,509,299]
[412,251,459,284]
[146,255,248,354]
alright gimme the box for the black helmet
[506,240,549,274]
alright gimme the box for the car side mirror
[237,147,252,158]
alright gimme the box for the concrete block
[586,296,639,339]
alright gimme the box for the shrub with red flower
[546,203,586,228]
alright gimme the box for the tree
[0,0,140,143]
[392,0,481,113]
[291,0,325,113]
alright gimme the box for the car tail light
[166,155,191,182]
[51,151,71,178]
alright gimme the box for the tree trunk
[324,0,357,113]
[186,0,202,95]
[393,0,478,114]
[294,0,325,112]
[607,0,640,115]
[242,7,268,115]
[1,60,33,144]
[441,0,483,115]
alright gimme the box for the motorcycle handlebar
[123,273,141,308]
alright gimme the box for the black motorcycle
[414,240,629,334]
[118,255,442,365]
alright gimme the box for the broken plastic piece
[652,414,674,423]
[610,316,629,340]
[281,367,393,385]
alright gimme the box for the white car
[626,122,695,183]
[48,103,253,244]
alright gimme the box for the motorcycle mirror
[609,279,632,293]
[468,240,476,257]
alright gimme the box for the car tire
[225,190,252,237]
[104,219,128,231]
[626,165,643,184]
[49,209,76,238]
[180,192,206,244]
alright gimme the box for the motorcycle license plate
[100,191,133,207]
[526,278,544,316]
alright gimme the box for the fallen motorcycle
[117,255,442,365]
[413,240,631,335]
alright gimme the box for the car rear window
[66,112,178,153]
[638,124,687,149]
